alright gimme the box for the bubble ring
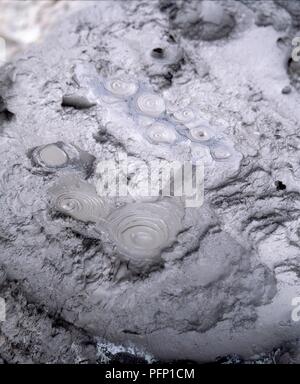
[104,77,138,98]
[146,123,178,145]
[172,108,195,124]
[49,177,108,222]
[136,93,166,117]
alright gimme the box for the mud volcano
[1,0,300,364]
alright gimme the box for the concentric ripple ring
[146,123,177,145]
[136,93,166,117]
[104,77,138,98]
[49,177,108,222]
[103,200,184,271]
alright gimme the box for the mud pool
[1,0,300,364]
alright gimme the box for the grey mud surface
[1,0,300,363]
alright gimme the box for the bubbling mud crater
[145,121,179,145]
[135,93,166,117]
[49,176,108,223]
[104,77,139,99]
[97,199,184,273]
[28,142,95,177]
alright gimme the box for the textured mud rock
[0,95,14,131]
[288,50,300,90]
[166,0,236,41]
[276,0,300,27]
[0,266,6,287]
[277,340,300,364]
[109,352,147,364]
[281,85,292,94]
[0,279,98,364]
[62,93,97,109]
[0,0,96,59]
[1,0,300,363]
[243,0,291,31]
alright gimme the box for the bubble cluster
[70,71,238,166]
[49,176,108,223]
[94,75,239,166]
